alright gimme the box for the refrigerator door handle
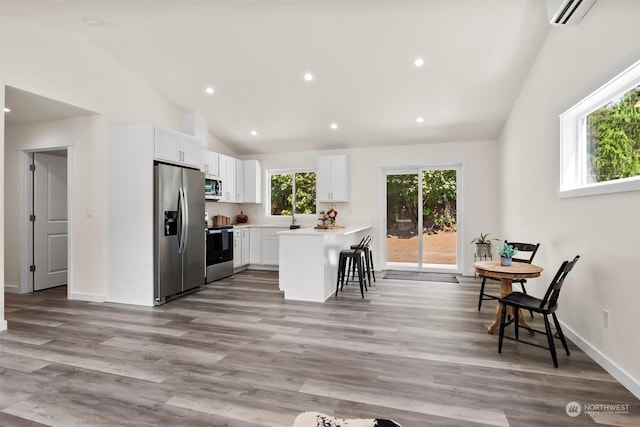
[181,186,189,254]
[177,187,185,254]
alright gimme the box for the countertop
[207,224,290,229]
[278,225,371,236]
[230,224,290,228]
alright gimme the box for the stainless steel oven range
[206,225,233,282]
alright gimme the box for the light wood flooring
[1,271,638,426]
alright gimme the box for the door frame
[377,162,464,274]
[18,140,73,296]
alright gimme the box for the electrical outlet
[602,309,609,328]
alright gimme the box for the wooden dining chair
[498,255,580,368]
[478,241,540,317]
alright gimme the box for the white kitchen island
[278,225,372,302]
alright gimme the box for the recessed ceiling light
[3,107,10,113]
[303,73,314,82]
[416,116,424,123]
[250,130,258,136]
[414,57,425,67]
[83,17,105,26]
[330,123,338,130]
[205,87,215,94]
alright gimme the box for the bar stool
[348,235,376,286]
[335,238,368,298]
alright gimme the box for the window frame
[266,168,317,218]
[559,59,640,198]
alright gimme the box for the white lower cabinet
[261,229,281,266]
[246,227,287,268]
[241,228,250,266]
[234,228,251,269]
[249,228,261,265]
[233,230,242,268]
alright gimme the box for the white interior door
[34,152,68,291]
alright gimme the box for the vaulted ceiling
[1,1,551,154]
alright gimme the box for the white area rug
[292,412,402,427]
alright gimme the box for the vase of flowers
[318,211,328,225]
[327,204,338,225]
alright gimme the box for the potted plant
[498,242,517,266]
[470,232,498,258]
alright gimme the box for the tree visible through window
[560,60,640,197]
[270,171,316,216]
[586,84,640,183]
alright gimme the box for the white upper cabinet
[219,154,237,202]
[209,154,262,203]
[201,150,219,177]
[235,159,244,203]
[181,134,202,167]
[154,127,202,168]
[243,160,262,203]
[316,154,348,202]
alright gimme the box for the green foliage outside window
[586,84,640,183]
[386,170,457,233]
[270,172,316,215]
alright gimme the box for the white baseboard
[560,320,640,400]
[4,283,21,293]
[0,320,7,331]
[247,265,279,271]
[70,292,105,303]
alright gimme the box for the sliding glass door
[386,172,420,265]
[384,166,459,270]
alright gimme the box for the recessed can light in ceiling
[416,116,424,123]
[83,17,105,26]
[330,123,338,130]
[304,73,314,82]
[251,130,258,136]
[205,87,214,94]
[4,107,10,113]
[414,57,424,67]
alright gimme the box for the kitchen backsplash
[205,201,370,227]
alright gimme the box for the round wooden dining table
[473,260,543,334]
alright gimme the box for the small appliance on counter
[236,211,248,224]
[213,215,231,226]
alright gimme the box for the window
[560,60,640,198]
[268,170,316,216]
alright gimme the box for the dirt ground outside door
[386,230,457,264]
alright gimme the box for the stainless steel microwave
[205,176,222,200]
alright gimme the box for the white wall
[238,139,500,274]
[1,17,190,314]
[0,18,183,129]
[499,0,640,396]
[4,116,107,301]
[0,83,6,330]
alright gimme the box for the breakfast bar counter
[278,225,372,302]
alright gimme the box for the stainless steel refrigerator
[154,163,205,304]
